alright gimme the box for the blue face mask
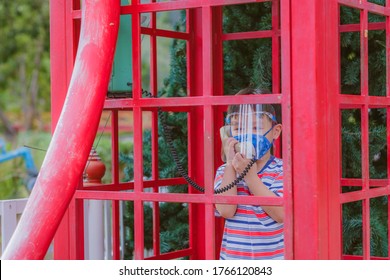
[233,127,273,160]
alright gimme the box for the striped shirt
[214,156,284,260]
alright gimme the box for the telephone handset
[220,126,256,162]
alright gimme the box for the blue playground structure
[0,138,38,191]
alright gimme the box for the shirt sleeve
[269,171,284,197]
[214,165,226,217]
[252,169,283,223]
[214,164,226,191]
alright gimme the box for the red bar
[222,30,277,40]
[340,186,390,203]
[280,0,293,260]
[145,248,193,260]
[122,0,272,14]
[51,0,73,260]
[340,22,386,32]
[202,5,215,260]
[292,0,333,259]
[111,110,119,184]
[112,200,121,259]
[131,1,146,260]
[141,27,190,40]
[340,95,390,107]
[104,94,284,109]
[338,0,390,15]
[74,190,284,205]
[341,178,389,186]
[69,197,85,259]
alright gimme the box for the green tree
[223,2,272,93]
[0,1,50,135]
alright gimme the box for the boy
[214,88,284,260]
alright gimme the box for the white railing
[0,198,28,255]
[0,198,151,259]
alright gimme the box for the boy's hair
[227,87,281,124]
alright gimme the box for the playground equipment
[0,139,38,191]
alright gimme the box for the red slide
[2,0,119,259]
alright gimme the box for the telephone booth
[44,0,390,260]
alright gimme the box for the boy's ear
[272,124,282,139]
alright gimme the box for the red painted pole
[2,0,119,259]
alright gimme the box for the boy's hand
[223,137,239,164]
[232,153,257,177]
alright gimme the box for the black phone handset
[144,90,256,194]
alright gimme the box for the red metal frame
[63,0,289,260]
[11,0,390,260]
[48,0,291,261]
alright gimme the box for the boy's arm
[232,153,284,223]
[244,173,284,223]
[215,162,238,218]
[215,138,239,218]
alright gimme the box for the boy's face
[230,113,274,138]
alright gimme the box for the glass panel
[369,108,387,179]
[342,186,362,193]
[342,201,363,257]
[84,200,116,260]
[367,0,386,6]
[90,111,113,184]
[341,109,362,178]
[369,12,387,23]
[118,110,135,183]
[141,34,151,95]
[138,0,176,3]
[339,5,361,95]
[141,10,186,32]
[340,32,361,95]
[142,111,153,179]
[141,13,151,28]
[222,2,272,33]
[143,201,154,258]
[156,10,186,32]
[159,202,189,256]
[339,5,360,25]
[157,111,188,179]
[159,184,188,194]
[223,38,272,95]
[157,37,187,97]
[122,201,135,259]
[370,196,389,258]
[368,14,386,97]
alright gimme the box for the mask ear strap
[263,125,274,137]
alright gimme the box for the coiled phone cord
[144,90,256,194]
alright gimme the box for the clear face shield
[220,103,277,161]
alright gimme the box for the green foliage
[122,201,189,259]
[0,1,50,131]
[223,2,273,94]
